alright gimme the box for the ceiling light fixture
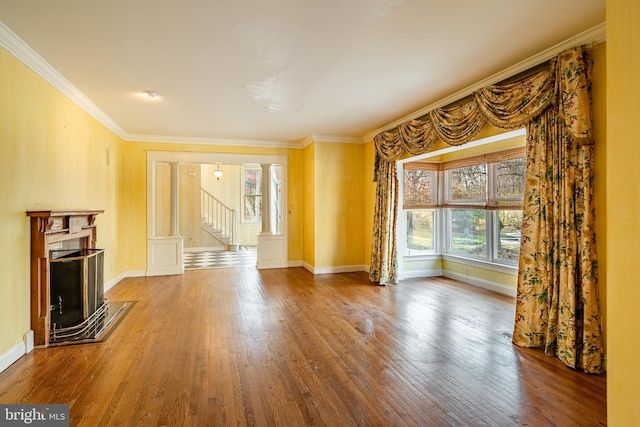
[142,90,159,98]
[214,164,223,181]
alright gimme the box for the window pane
[495,158,526,200]
[404,169,436,208]
[406,210,434,253]
[244,168,262,222]
[244,195,262,221]
[496,210,522,262]
[449,165,486,202]
[450,209,486,257]
[244,169,262,196]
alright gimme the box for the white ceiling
[0,0,605,145]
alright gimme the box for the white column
[260,164,271,235]
[170,162,180,236]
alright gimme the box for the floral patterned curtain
[370,45,604,373]
[514,106,604,373]
[369,155,399,285]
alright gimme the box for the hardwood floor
[0,268,606,426]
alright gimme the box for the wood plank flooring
[0,268,606,426]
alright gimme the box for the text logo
[0,405,69,426]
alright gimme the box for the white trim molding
[104,270,146,293]
[0,340,26,375]
[305,264,368,275]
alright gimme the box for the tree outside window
[403,163,438,254]
[244,168,262,222]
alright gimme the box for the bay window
[402,146,526,267]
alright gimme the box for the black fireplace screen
[49,248,107,342]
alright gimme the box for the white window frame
[397,129,527,277]
[242,166,262,224]
[405,208,438,256]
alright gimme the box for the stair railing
[201,188,239,250]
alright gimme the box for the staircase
[201,188,239,251]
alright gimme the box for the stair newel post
[230,209,240,252]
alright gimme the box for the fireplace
[49,248,108,343]
[27,210,106,346]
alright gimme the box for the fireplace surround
[26,210,105,346]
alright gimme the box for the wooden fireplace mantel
[27,210,104,346]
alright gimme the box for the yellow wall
[606,1,640,424]
[442,260,516,287]
[303,143,315,266]
[0,47,124,354]
[404,258,442,275]
[287,149,305,262]
[116,141,148,272]
[313,141,365,268]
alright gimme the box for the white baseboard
[184,246,226,252]
[288,260,304,268]
[256,261,289,269]
[442,271,517,297]
[304,264,367,275]
[0,338,28,375]
[104,270,146,292]
[145,267,184,277]
[399,269,443,280]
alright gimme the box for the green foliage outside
[406,210,433,251]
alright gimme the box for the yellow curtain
[369,45,604,373]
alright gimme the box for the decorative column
[260,164,271,235]
[256,164,287,269]
[170,162,180,236]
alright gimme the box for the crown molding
[0,21,129,140]
[300,134,365,148]
[363,22,606,142]
[126,133,302,148]
[310,134,364,144]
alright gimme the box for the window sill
[402,253,440,261]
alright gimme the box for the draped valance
[373,46,593,165]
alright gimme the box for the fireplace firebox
[49,248,107,343]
